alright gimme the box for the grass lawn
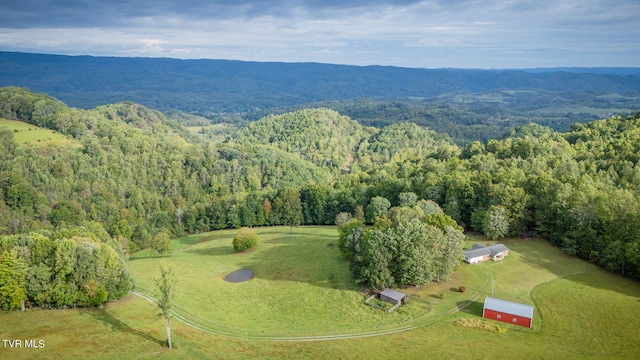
[128,226,431,337]
[2,227,639,359]
[0,118,81,147]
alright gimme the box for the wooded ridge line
[1,51,639,113]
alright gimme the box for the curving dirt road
[130,269,490,342]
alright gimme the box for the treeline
[1,87,640,303]
[0,223,132,310]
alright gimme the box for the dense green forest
[244,95,638,144]
[1,86,640,310]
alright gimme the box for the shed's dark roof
[380,288,406,302]
[484,297,534,318]
[464,244,509,258]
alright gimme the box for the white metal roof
[484,297,534,318]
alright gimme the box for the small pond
[223,269,254,283]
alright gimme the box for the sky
[0,0,638,69]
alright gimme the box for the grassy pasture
[1,227,640,359]
[0,118,81,147]
[128,226,431,337]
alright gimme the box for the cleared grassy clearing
[2,227,640,359]
[0,118,81,147]
[0,296,166,360]
[128,226,431,337]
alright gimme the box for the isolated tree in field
[154,265,176,349]
[150,231,171,257]
[232,227,259,252]
[273,187,303,233]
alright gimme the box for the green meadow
[1,226,639,359]
[0,118,81,147]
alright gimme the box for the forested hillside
[2,52,640,145]
[1,87,640,310]
[3,52,640,113]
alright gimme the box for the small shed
[519,231,536,240]
[379,288,407,306]
[366,288,408,313]
[483,297,534,328]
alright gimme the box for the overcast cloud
[0,0,638,68]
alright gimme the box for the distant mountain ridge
[1,51,639,113]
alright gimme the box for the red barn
[483,297,534,328]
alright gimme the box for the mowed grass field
[129,226,430,337]
[1,227,639,359]
[0,118,81,147]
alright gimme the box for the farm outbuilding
[483,297,534,328]
[365,289,408,312]
[463,243,510,264]
[379,288,407,306]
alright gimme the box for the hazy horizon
[1,1,638,69]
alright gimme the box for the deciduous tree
[232,227,259,253]
[154,265,176,349]
[273,188,303,233]
[263,198,272,225]
[150,231,171,257]
[365,196,391,223]
[0,249,28,311]
[482,205,509,240]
